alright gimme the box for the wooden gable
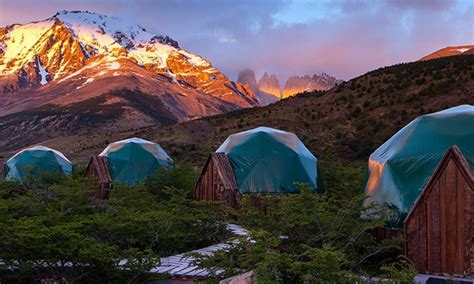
[194,153,239,208]
[84,156,113,199]
[405,146,474,276]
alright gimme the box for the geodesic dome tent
[99,137,172,185]
[364,105,474,223]
[216,127,323,194]
[3,146,73,182]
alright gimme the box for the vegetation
[2,55,471,168]
[1,56,468,282]
[0,161,417,282]
[124,54,473,168]
[194,165,416,283]
[0,166,228,282]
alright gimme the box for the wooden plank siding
[194,153,240,208]
[405,146,474,276]
[84,156,113,199]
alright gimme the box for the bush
[145,164,197,199]
[196,183,405,282]
[0,170,228,282]
[351,106,362,118]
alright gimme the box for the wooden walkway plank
[148,223,248,277]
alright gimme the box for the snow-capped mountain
[420,45,474,61]
[282,73,342,98]
[0,10,260,151]
[0,10,257,117]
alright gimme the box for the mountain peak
[53,10,100,17]
[258,72,281,99]
[0,11,259,128]
[420,45,474,61]
[282,73,342,98]
[237,69,258,93]
[0,10,205,80]
[50,10,177,48]
[237,69,279,105]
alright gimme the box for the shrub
[196,184,404,282]
[0,171,227,282]
[351,106,362,117]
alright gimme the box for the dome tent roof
[99,137,172,185]
[4,146,73,182]
[364,105,474,221]
[217,127,323,194]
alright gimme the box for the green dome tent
[216,127,323,194]
[4,146,73,182]
[364,105,474,224]
[99,137,172,185]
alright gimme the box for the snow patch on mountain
[35,56,50,85]
[55,10,153,47]
[78,42,91,58]
[1,21,54,72]
[76,77,94,89]
[129,44,176,67]
[167,68,177,83]
[1,10,211,77]
[456,48,470,53]
[108,61,121,70]
[54,11,209,68]
[56,59,103,83]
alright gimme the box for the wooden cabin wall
[194,157,218,201]
[194,157,239,208]
[84,156,113,199]
[405,158,473,276]
[467,173,474,275]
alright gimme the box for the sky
[1,0,473,82]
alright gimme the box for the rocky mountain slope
[237,69,341,101]
[237,69,259,94]
[237,69,279,105]
[420,45,474,61]
[0,11,258,148]
[19,55,473,167]
[282,73,342,98]
[258,73,281,98]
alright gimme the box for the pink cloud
[1,0,472,82]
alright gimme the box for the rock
[258,72,281,99]
[282,73,342,98]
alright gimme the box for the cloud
[1,0,473,82]
[385,0,456,11]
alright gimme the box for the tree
[0,166,228,282]
[195,184,410,282]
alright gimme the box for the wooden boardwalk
[149,223,248,277]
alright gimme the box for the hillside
[420,45,474,61]
[20,55,472,170]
